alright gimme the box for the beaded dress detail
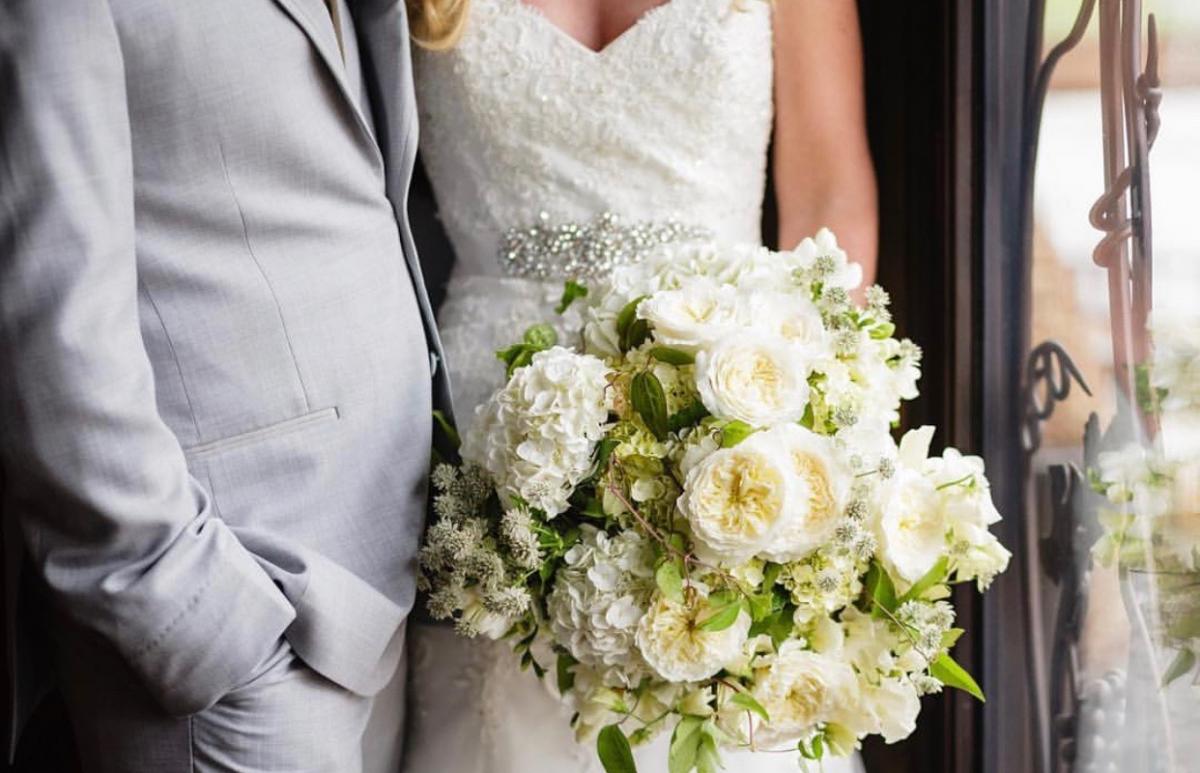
[404,2,862,771]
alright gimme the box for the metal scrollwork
[1022,341,1093,456]
[1020,1,1162,772]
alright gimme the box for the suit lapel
[271,0,378,146]
[353,0,455,419]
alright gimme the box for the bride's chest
[415,0,773,152]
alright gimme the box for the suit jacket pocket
[183,407,340,460]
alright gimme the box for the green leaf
[762,562,783,588]
[719,420,755,448]
[668,400,711,433]
[930,653,985,702]
[899,556,950,603]
[616,296,650,352]
[1161,647,1197,687]
[747,592,775,622]
[649,346,696,366]
[597,725,638,773]
[870,321,896,340]
[729,691,770,722]
[864,561,898,617]
[557,280,589,314]
[524,323,558,349]
[557,651,577,694]
[431,409,460,451]
[593,438,620,476]
[941,627,965,650]
[695,730,721,773]
[625,319,651,351]
[697,602,741,632]
[656,562,685,604]
[668,717,705,773]
[631,371,670,440]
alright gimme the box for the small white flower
[858,676,921,743]
[636,588,751,682]
[877,465,944,584]
[874,427,946,583]
[695,334,811,427]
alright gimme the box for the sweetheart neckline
[508,0,684,57]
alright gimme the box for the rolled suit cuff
[284,554,406,697]
[130,523,296,716]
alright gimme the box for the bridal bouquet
[419,230,1010,771]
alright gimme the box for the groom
[0,0,447,770]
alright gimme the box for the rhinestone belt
[498,211,711,281]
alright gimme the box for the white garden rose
[758,424,852,562]
[678,432,796,562]
[462,347,610,517]
[694,334,811,427]
[636,588,751,682]
[547,526,656,687]
[752,291,829,354]
[637,278,745,352]
[750,642,860,748]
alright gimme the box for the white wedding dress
[404,2,865,771]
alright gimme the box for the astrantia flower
[636,587,751,682]
[638,279,745,353]
[749,642,860,748]
[462,347,610,517]
[694,334,811,427]
[547,526,656,687]
[678,433,796,562]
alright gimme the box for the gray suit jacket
[0,0,449,752]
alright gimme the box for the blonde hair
[407,0,471,50]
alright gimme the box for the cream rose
[678,433,796,562]
[635,590,751,682]
[757,424,852,562]
[637,279,744,352]
[694,334,811,427]
[750,642,860,748]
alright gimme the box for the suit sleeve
[0,0,296,715]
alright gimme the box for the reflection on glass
[1031,1,1199,771]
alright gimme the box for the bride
[402,0,878,771]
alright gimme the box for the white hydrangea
[462,347,611,517]
[636,586,752,682]
[547,526,656,687]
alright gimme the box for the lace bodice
[414,0,774,281]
